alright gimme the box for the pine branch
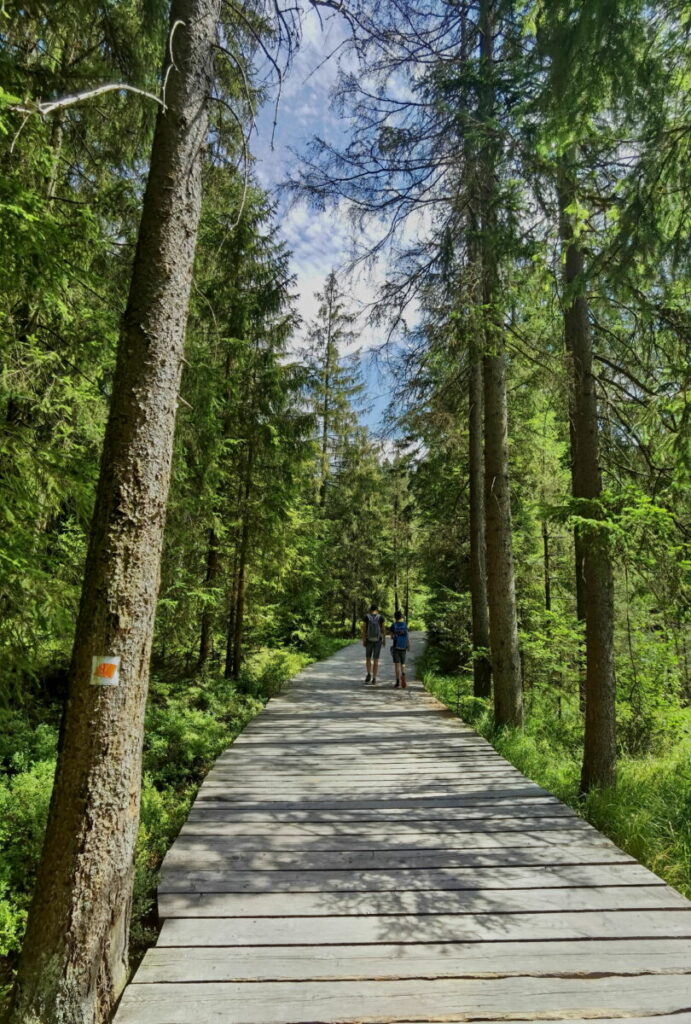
[9,82,165,118]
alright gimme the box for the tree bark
[319,274,335,508]
[10,4,221,1022]
[231,517,250,679]
[478,0,523,726]
[542,520,551,612]
[224,543,240,679]
[558,172,616,793]
[198,527,220,669]
[230,438,255,679]
[468,348,492,698]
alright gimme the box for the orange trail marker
[90,656,121,687]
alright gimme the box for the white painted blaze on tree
[91,656,121,687]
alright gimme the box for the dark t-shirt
[363,613,385,641]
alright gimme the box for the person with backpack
[361,603,386,685]
[388,609,410,688]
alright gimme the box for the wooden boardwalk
[115,636,691,1023]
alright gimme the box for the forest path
[114,636,691,1024]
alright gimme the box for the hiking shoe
[364,673,371,683]
[371,677,377,686]
[393,681,400,688]
[401,678,407,688]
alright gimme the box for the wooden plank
[179,815,585,836]
[193,787,557,808]
[178,820,593,843]
[132,938,691,982]
[157,862,665,894]
[184,798,566,823]
[191,791,559,811]
[198,779,534,795]
[113,974,691,1024]
[214,752,505,764]
[162,833,616,869]
[160,845,634,876]
[157,908,691,946]
[202,771,530,787]
[207,760,520,772]
[157,884,686,919]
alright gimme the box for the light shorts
[365,640,382,659]
[391,648,407,664]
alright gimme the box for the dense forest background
[0,0,689,1020]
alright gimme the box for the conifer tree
[10,3,226,1020]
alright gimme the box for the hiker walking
[361,603,385,685]
[388,609,410,688]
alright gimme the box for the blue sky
[249,9,396,437]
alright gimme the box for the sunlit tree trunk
[478,0,522,726]
[558,165,616,792]
[199,527,220,668]
[11,3,221,1022]
[542,520,551,611]
[230,440,254,678]
[468,344,491,698]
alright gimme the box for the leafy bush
[144,703,231,788]
[0,758,56,964]
[0,711,58,774]
[237,647,311,698]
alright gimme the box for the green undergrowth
[0,636,352,1003]
[419,647,691,900]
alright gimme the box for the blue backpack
[391,620,408,650]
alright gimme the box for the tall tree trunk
[11,4,221,1023]
[542,520,552,612]
[469,347,492,698]
[558,169,616,793]
[319,288,334,508]
[201,343,236,672]
[230,439,255,679]
[198,527,220,668]
[478,0,523,726]
[232,516,251,679]
[224,543,240,679]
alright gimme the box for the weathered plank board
[176,821,594,845]
[184,798,566,822]
[160,844,634,876]
[133,939,691,982]
[162,832,619,870]
[114,975,691,1024]
[113,635,691,1024]
[185,801,572,823]
[192,789,559,809]
[157,862,666,894]
[179,815,585,836]
[157,884,686,918]
[157,908,691,946]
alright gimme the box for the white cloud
[249,4,424,435]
